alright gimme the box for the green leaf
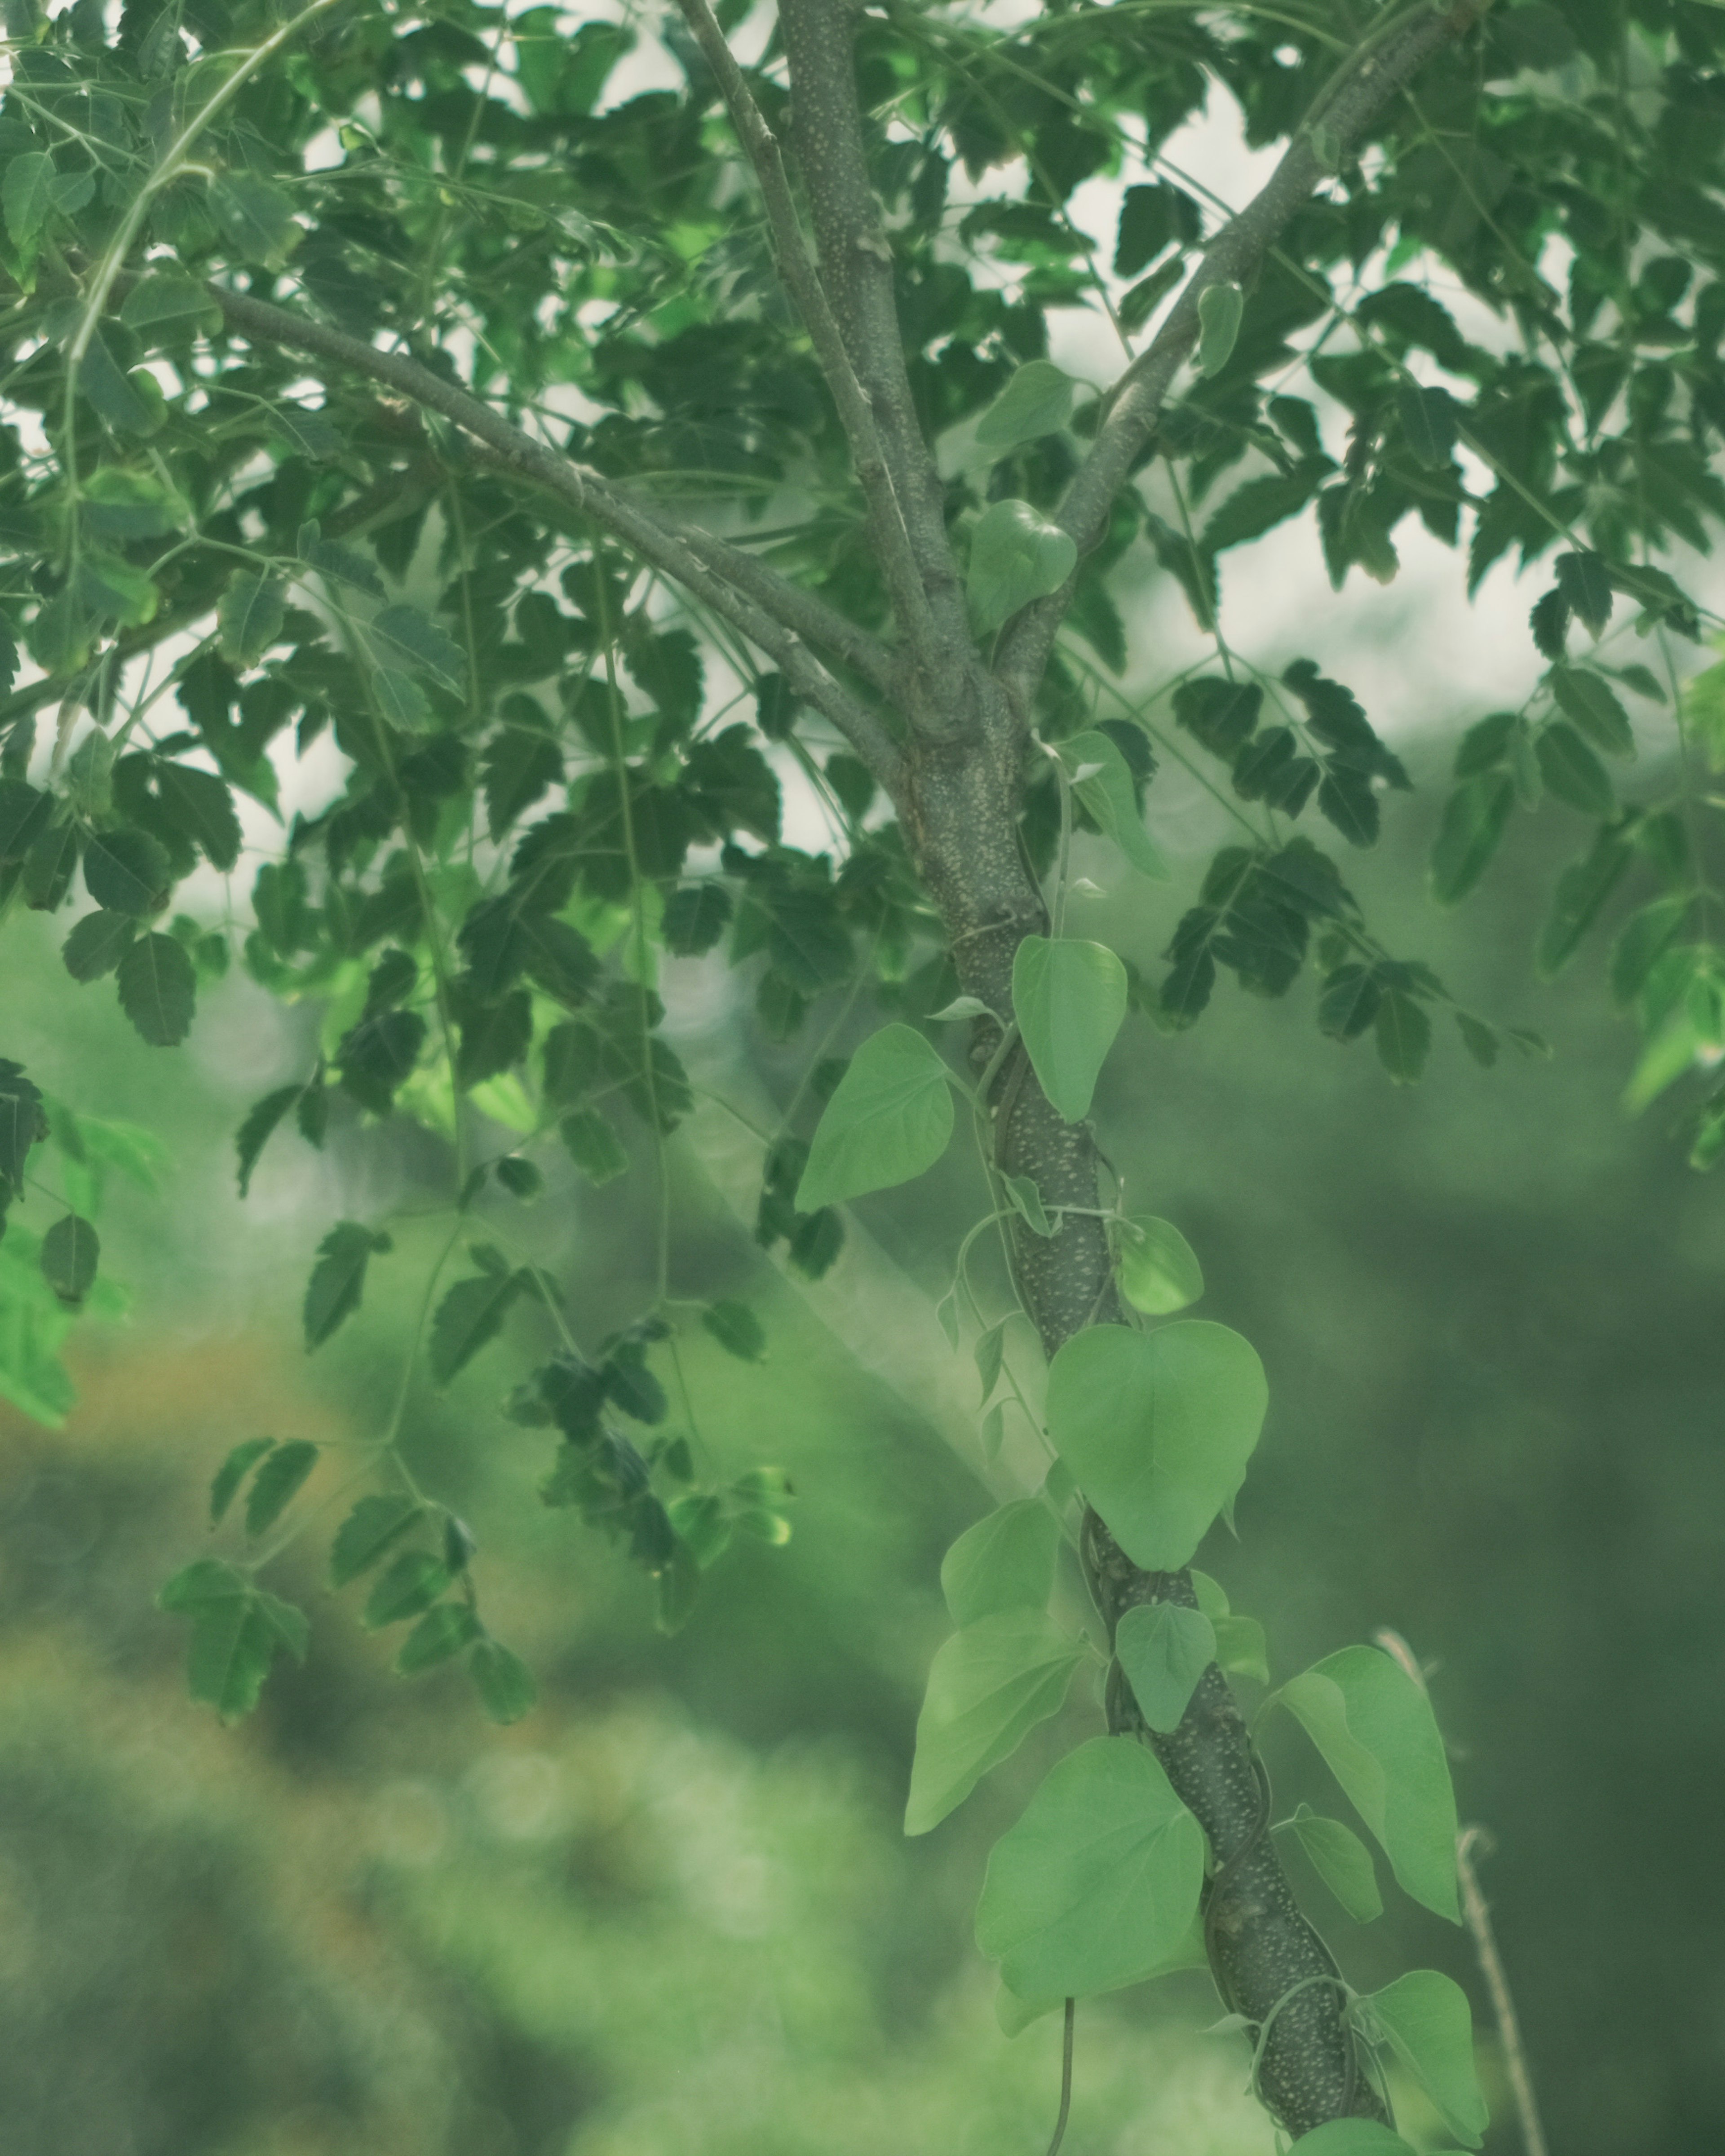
[1272,1803,1384,1923]
[1556,549,1614,637]
[1001,1172,1052,1235]
[976,1736,1206,2008]
[62,908,137,983]
[115,933,195,1045]
[1196,279,1244,376]
[1288,2127,1417,2156]
[372,667,432,732]
[1045,1321,1267,1571]
[1213,1611,1269,1684]
[1610,896,1689,1006]
[941,1500,1059,1627]
[1535,722,1614,816]
[428,1266,525,1384]
[1429,776,1514,907]
[208,172,299,267]
[303,1221,389,1349]
[243,1437,318,1536]
[1360,1970,1489,2147]
[1374,989,1432,1085]
[560,1108,628,1185]
[905,1609,1083,1835]
[1062,730,1169,880]
[39,1211,98,1302]
[396,1602,482,1674]
[1115,1600,1216,1731]
[330,1492,423,1587]
[3,152,56,245]
[364,1549,453,1628]
[183,1589,308,1722]
[701,1299,765,1360]
[794,1023,954,1211]
[234,1083,301,1196]
[208,1437,274,1525]
[80,465,184,540]
[1117,1215,1204,1314]
[1277,1643,1460,1921]
[217,569,287,668]
[368,604,464,692]
[469,1637,538,1723]
[1011,936,1127,1124]
[84,827,170,916]
[967,500,1077,633]
[976,361,1075,452]
[121,270,222,340]
[154,764,241,872]
[1536,825,1635,977]
[77,330,163,436]
[1550,666,1634,757]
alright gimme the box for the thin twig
[1459,1828,1551,2156]
[1047,1997,1075,2156]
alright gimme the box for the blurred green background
[2,716,1722,2156]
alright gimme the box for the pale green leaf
[1115,1600,1215,1731]
[1011,936,1127,1124]
[1273,1803,1384,1923]
[976,360,1076,452]
[795,1023,955,1211]
[975,1735,1206,2007]
[941,1501,1059,1627]
[1061,729,1169,880]
[1289,2126,1417,2156]
[1046,1321,1267,1570]
[968,500,1077,633]
[904,1609,1083,1834]
[1360,1969,1489,2147]
[1197,279,1244,376]
[1278,1644,1460,1920]
[1117,1215,1204,1313]
[217,569,287,668]
[3,153,56,245]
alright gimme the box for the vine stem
[1046,1997,1075,2156]
[1457,1827,1550,2156]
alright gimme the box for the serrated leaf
[62,908,137,982]
[396,1601,481,1673]
[428,1266,524,1384]
[1115,1599,1215,1731]
[233,1082,299,1197]
[372,666,432,732]
[368,604,464,692]
[1011,936,1127,1124]
[84,827,170,916]
[209,172,298,267]
[1550,667,1634,757]
[154,763,241,871]
[1555,550,1614,637]
[904,1609,1084,1834]
[469,1637,538,1723]
[182,1588,307,1722]
[560,1107,628,1185]
[1429,777,1513,908]
[1535,722,1614,817]
[303,1221,389,1349]
[244,1437,318,1536]
[795,1023,954,1211]
[975,360,1075,451]
[116,932,195,1045]
[330,1492,423,1587]
[1046,1321,1266,1570]
[208,1438,275,1525]
[976,1736,1206,2008]
[1536,825,1634,977]
[217,570,287,668]
[364,1548,452,1628]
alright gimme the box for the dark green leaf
[469,1638,538,1723]
[702,1299,765,1360]
[303,1221,390,1349]
[368,604,464,693]
[243,1438,319,1536]
[428,1267,525,1384]
[330,1493,423,1587]
[396,1602,482,1674]
[1550,667,1634,757]
[115,933,195,1045]
[1536,825,1635,976]
[364,1549,452,1629]
[208,1438,274,1526]
[62,908,137,981]
[663,882,731,955]
[1429,776,1514,907]
[84,827,170,915]
[1375,989,1432,1085]
[560,1108,628,1184]
[39,1211,98,1302]
[217,571,287,669]
[1535,723,1614,817]
[154,764,241,871]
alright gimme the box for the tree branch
[777,0,975,693]
[994,0,1496,698]
[199,285,907,796]
[673,0,942,674]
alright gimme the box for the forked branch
[199,285,908,796]
[995,0,1497,698]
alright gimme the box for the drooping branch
[673,0,942,675]
[199,285,908,795]
[994,0,1497,699]
[777,0,976,697]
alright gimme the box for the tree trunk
[904,704,1387,2135]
